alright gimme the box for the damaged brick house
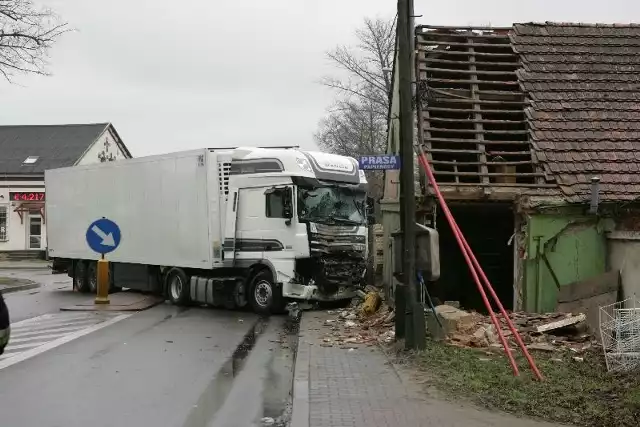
[381,22,640,313]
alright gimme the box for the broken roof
[510,22,640,203]
[0,123,128,174]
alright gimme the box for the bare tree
[0,0,69,81]
[319,17,396,118]
[315,16,397,199]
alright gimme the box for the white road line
[11,318,102,333]
[11,313,100,328]
[0,314,131,370]
[10,324,97,338]
[9,331,73,344]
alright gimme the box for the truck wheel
[74,261,89,293]
[87,262,98,294]
[248,270,282,315]
[166,268,190,306]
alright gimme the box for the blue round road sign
[86,218,121,255]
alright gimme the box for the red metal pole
[413,156,520,376]
[457,223,544,381]
[415,149,544,381]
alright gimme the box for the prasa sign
[358,155,401,171]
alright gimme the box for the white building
[0,123,132,258]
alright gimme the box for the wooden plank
[468,40,489,186]
[535,314,587,333]
[424,127,528,135]
[426,106,524,115]
[421,66,516,76]
[423,57,518,67]
[417,24,512,31]
[424,137,530,145]
[426,78,519,86]
[416,39,512,49]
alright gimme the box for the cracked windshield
[0,0,636,426]
[298,186,366,225]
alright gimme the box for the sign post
[86,218,121,305]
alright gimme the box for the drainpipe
[589,176,600,215]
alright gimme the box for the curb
[290,313,310,427]
[0,265,50,270]
[0,283,40,294]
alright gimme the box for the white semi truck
[45,147,372,314]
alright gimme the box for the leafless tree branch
[0,0,70,82]
[315,16,396,202]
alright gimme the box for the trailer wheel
[87,262,98,294]
[248,270,282,315]
[166,268,190,306]
[74,261,89,293]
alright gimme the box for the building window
[265,189,286,218]
[0,206,7,241]
[23,156,39,165]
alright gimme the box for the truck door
[235,187,268,260]
[262,185,295,264]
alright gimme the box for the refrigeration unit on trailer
[45,146,373,314]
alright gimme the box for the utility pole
[397,0,426,350]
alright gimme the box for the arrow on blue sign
[86,218,121,255]
[358,155,401,171]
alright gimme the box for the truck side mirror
[282,187,293,225]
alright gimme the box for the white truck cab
[220,147,370,310]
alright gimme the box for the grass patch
[399,340,640,426]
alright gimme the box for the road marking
[0,312,131,370]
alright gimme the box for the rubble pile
[318,291,395,348]
[315,293,595,356]
[436,305,595,354]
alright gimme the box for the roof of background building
[0,123,129,174]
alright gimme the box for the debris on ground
[316,290,394,347]
[439,307,595,354]
[315,293,594,357]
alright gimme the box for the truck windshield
[298,185,366,226]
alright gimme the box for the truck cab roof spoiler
[208,145,300,151]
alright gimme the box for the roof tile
[511,23,640,202]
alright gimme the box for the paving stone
[293,311,566,427]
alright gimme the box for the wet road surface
[0,270,299,427]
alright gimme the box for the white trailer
[46,147,372,314]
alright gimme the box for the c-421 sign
[358,155,401,171]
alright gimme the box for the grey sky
[0,0,636,156]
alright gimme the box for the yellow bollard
[95,258,110,305]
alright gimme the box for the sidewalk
[291,311,564,427]
[0,260,50,270]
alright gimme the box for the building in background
[0,123,132,258]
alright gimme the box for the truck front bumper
[282,280,357,302]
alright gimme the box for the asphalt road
[0,269,297,427]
